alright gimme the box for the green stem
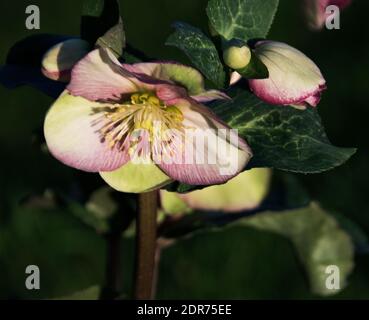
[134,191,158,300]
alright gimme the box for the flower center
[94,92,184,152]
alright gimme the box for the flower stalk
[134,191,158,300]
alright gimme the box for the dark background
[0,0,368,299]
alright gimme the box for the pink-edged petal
[154,101,252,186]
[44,91,130,172]
[305,88,326,106]
[249,41,326,107]
[191,90,231,103]
[122,63,158,76]
[123,62,206,96]
[42,39,91,82]
[67,48,139,101]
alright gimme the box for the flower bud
[42,39,90,82]
[223,45,252,70]
[249,41,326,108]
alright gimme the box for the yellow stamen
[148,96,161,106]
[165,105,184,122]
[95,92,184,153]
[131,93,140,104]
[139,93,149,103]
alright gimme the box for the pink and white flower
[231,41,326,108]
[43,48,252,193]
[304,0,352,30]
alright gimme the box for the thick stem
[134,191,158,300]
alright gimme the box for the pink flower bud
[42,39,90,82]
[248,41,326,108]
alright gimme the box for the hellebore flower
[304,0,352,30]
[43,48,252,193]
[231,41,326,108]
[161,168,272,214]
[42,39,91,82]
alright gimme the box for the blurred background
[0,0,369,299]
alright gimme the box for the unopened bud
[42,39,90,82]
[223,45,252,70]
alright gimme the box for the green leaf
[238,203,355,296]
[96,18,125,57]
[158,203,356,297]
[166,22,226,88]
[211,88,356,174]
[81,0,125,57]
[206,0,279,41]
[0,205,105,299]
[236,50,269,79]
